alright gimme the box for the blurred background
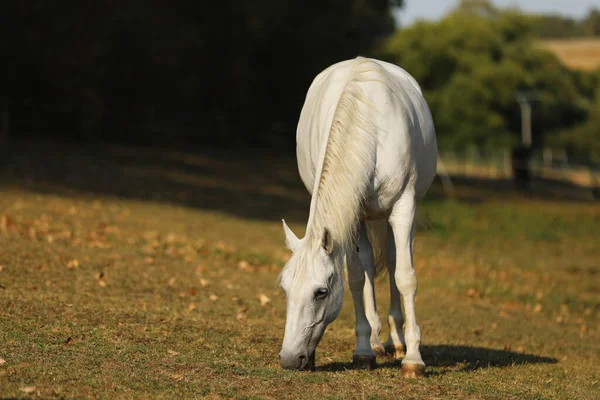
[0,0,599,200]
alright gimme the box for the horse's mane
[280,57,387,287]
[306,57,381,252]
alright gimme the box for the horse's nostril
[298,355,306,361]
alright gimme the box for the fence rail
[438,149,599,198]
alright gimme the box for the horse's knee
[395,269,417,294]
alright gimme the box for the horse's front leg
[346,222,377,369]
[360,226,384,356]
[389,190,425,378]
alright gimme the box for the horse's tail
[366,218,389,278]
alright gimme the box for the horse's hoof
[385,343,406,359]
[352,355,376,370]
[401,363,425,378]
[372,345,386,357]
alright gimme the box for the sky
[394,0,600,26]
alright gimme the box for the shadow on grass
[0,139,311,223]
[0,139,595,225]
[317,345,558,374]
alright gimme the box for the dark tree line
[0,1,400,150]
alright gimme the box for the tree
[376,8,594,153]
[583,8,600,36]
[0,0,403,148]
[552,87,600,162]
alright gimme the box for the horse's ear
[282,219,300,252]
[321,228,333,255]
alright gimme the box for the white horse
[278,56,437,377]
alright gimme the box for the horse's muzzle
[279,350,315,371]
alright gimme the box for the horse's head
[277,220,344,370]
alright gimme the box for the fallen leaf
[96,272,107,287]
[64,337,75,345]
[67,259,80,269]
[144,257,155,264]
[209,294,218,302]
[0,215,16,235]
[517,345,525,353]
[0,357,6,366]
[465,288,480,298]
[168,277,176,286]
[0,265,3,272]
[189,288,196,296]
[238,260,252,271]
[20,386,36,394]
[236,313,246,320]
[503,344,512,352]
[258,293,271,306]
[199,279,208,287]
[535,290,543,300]
[170,374,183,381]
[533,303,543,313]
[196,265,207,273]
[167,349,180,356]
[188,303,197,311]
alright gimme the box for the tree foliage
[0,0,400,148]
[377,3,598,155]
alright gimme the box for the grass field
[538,38,600,71]
[0,141,599,399]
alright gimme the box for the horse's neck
[302,57,380,252]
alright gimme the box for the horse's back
[296,57,437,213]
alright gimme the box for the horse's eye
[315,288,329,300]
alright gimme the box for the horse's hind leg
[383,223,407,359]
[346,221,377,369]
[389,189,425,377]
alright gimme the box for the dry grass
[538,38,600,71]
[0,141,598,399]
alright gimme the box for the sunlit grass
[0,144,598,399]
